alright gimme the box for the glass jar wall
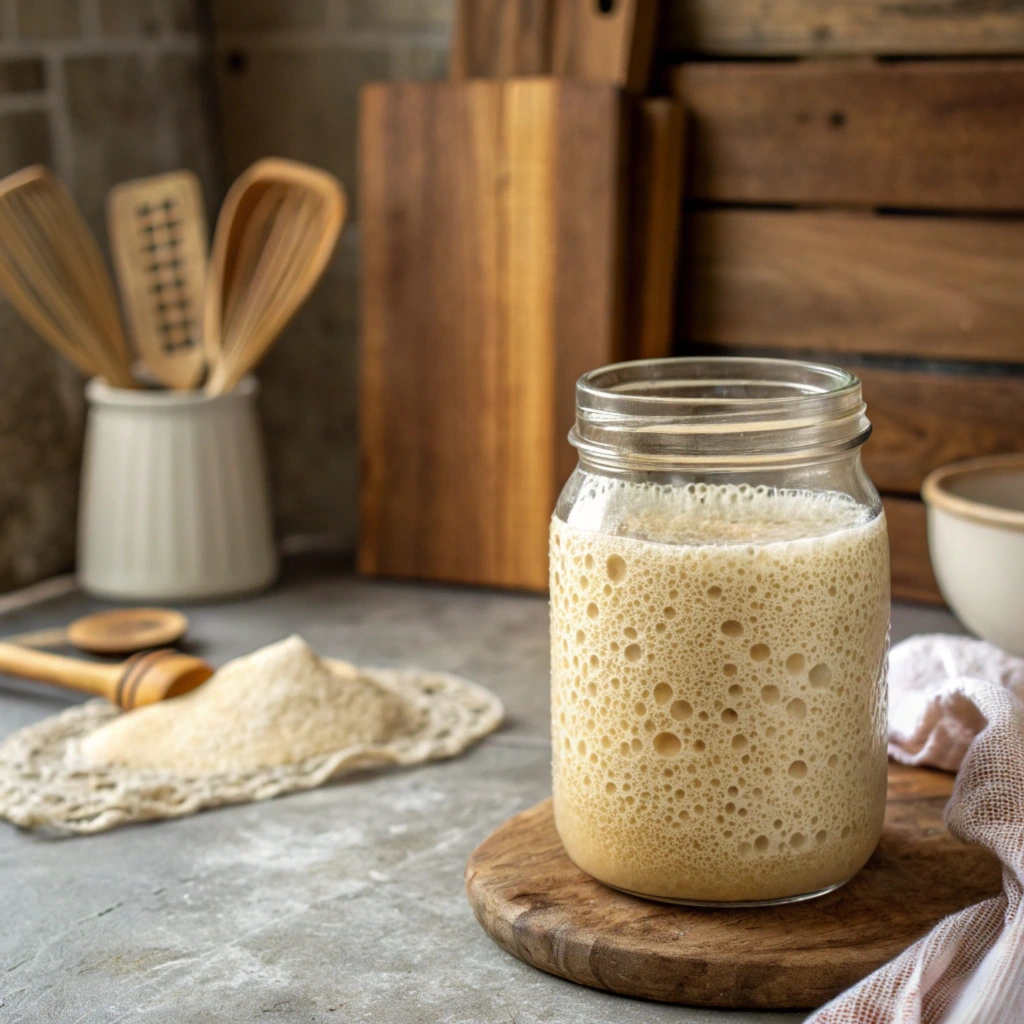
[550,358,890,906]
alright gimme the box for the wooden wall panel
[663,0,1024,56]
[883,497,942,605]
[671,62,1024,211]
[860,367,1024,496]
[684,209,1024,364]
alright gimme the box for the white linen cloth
[807,635,1024,1023]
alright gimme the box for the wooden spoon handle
[0,641,118,700]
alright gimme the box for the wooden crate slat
[671,62,1024,211]
[663,0,1024,56]
[684,209,1024,364]
[883,496,943,606]
[860,367,1024,495]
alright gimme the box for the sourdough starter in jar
[550,479,890,904]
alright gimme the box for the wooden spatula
[204,158,347,396]
[552,0,660,94]
[0,165,136,388]
[107,171,209,389]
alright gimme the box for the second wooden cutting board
[359,80,626,591]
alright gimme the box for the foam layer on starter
[550,480,890,903]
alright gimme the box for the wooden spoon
[5,607,189,656]
[0,643,212,710]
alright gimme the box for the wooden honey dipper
[0,642,213,710]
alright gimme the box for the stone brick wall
[0,0,455,592]
[209,0,451,545]
[0,0,219,591]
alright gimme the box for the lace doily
[0,661,503,835]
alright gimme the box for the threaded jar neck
[570,357,871,471]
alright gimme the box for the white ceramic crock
[77,376,278,601]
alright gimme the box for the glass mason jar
[550,358,890,906]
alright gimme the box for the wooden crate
[666,3,1024,604]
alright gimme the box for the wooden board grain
[449,0,555,78]
[861,367,1024,496]
[359,80,625,591]
[683,209,1024,364]
[884,496,943,605]
[465,764,999,1009]
[552,0,660,94]
[671,62,1024,211]
[626,98,685,360]
[662,0,1024,55]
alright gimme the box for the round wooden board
[465,765,1002,1010]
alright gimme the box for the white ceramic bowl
[922,453,1024,656]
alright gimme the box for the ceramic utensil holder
[78,376,278,601]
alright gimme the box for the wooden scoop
[0,643,213,709]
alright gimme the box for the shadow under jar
[550,358,890,906]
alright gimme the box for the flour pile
[82,636,418,774]
[0,635,503,833]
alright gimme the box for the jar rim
[571,357,870,469]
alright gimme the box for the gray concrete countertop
[0,557,963,1024]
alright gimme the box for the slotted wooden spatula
[107,170,208,389]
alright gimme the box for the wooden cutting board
[627,98,686,359]
[552,0,660,94]
[449,0,556,78]
[465,764,1003,1010]
[359,80,626,590]
[447,0,679,363]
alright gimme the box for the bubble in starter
[786,653,805,674]
[809,663,832,688]
[721,620,743,638]
[606,554,627,582]
[670,700,693,721]
[761,685,780,705]
[786,698,807,720]
[788,760,808,779]
[654,683,673,705]
[750,643,770,662]
[624,644,642,662]
[654,732,682,757]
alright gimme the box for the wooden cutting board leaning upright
[359,80,627,590]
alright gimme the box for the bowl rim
[922,452,1024,534]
